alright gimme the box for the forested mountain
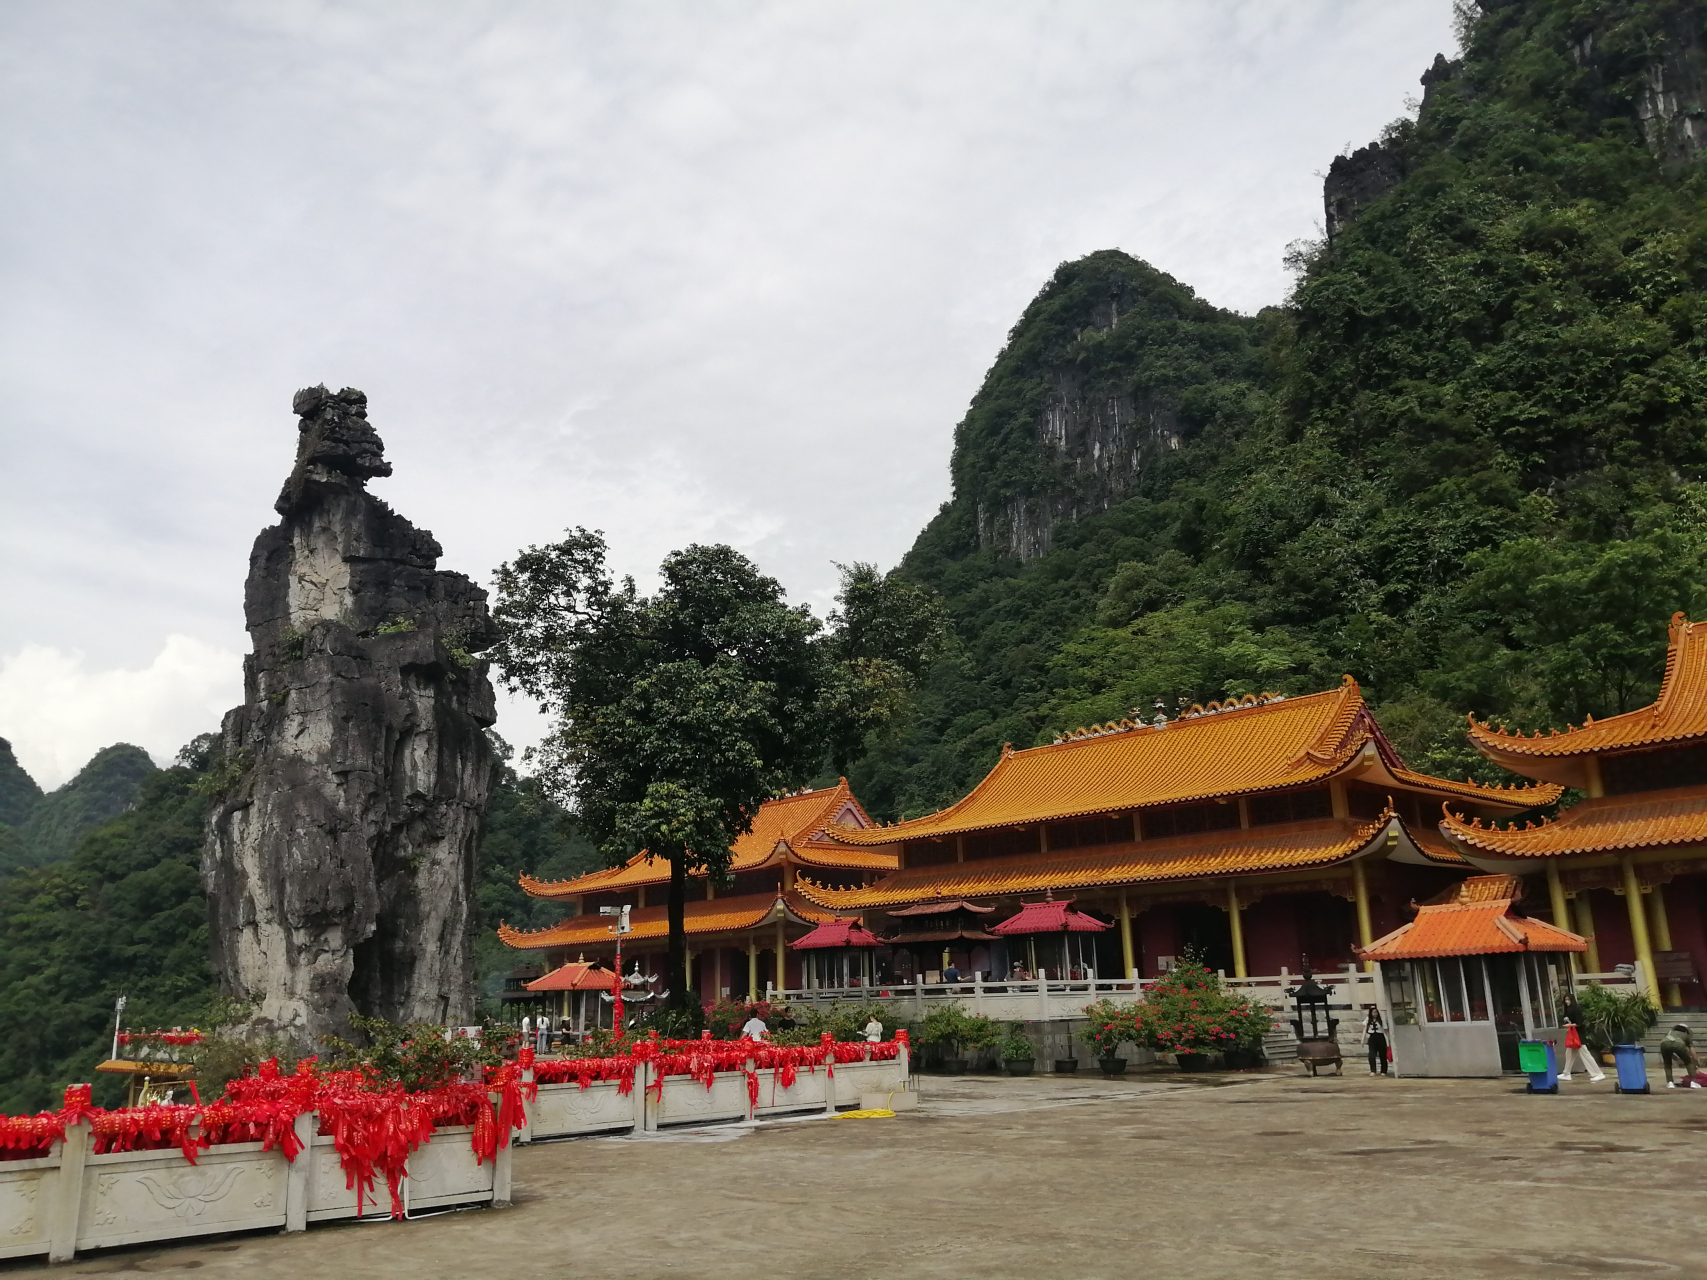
[0,741,157,874]
[851,0,1707,820]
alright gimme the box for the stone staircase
[1638,1012,1707,1056]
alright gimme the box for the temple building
[794,678,1555,981]
[1441,612,1707,1009]
[496,781,895,998]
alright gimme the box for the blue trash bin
[1520,1039,1558,1093]
[1613,1044,1650,1094]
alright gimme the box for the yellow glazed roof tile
[795,816,1390,910]
[819,679,1551,849]
[521,782,886,900]
[1440,784,1707,859]
[498,890,836,951]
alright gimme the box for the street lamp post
[600,905,632,1030]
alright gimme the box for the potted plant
[1000,1022,1036,1076]
[1575,984,1659,1059]
[1131,954,1273,1073]
[919,1005,999,1073]
[1082,999,1134,1077]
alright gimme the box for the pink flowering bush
[1081,1000,1138,1055]
[1132,961,1273,1056]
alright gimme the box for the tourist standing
[1363,1006,1389,1076]
[742,1012,769,1041]
[863,1015,884,1043]
[1557,1018,1605,1082]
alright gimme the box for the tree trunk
[667,853,689,1010]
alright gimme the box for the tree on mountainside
[491,532,945,1016]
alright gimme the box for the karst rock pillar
[203,386,497,1044]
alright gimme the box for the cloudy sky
[0,0,1455,789]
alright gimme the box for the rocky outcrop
[203,386,498,1045]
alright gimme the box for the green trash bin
[1519,1039,1558,1093]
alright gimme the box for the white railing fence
[771,966,1381,1027]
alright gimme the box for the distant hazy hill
[0,743,158,873]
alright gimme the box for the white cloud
[0,636,241,789]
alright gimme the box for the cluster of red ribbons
[115,1030,206,1048]
[0,1058,532,1219]
[527,1029,907,1108]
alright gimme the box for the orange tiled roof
[1408,825,1471,867]
[1440,784,1707,859]
[520,782,887,900]
[1468,613,1707,769]
[817,678,1550,848]
[1360,876,1586,959]
[794,815,1392,910]
[525,961,616,992]
[497,891,836,951]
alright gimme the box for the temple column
[1225,882,1247,979]
[1619,855,1660,1007]
[1546,862,1578,975]
[1118,890,1135,980]
[775,917,788,993]
[747,936,758,998]
[685,947,694,994]
[1572,893,1602,973]
[1351,860,1374,972]
[1647,881,1681,1008]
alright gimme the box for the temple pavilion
[794,677,1554,982]
[496,781,896,999]
[1440,612,1707,1009]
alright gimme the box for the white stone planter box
[0,1106,512,1264]
[528,1079,641,1141]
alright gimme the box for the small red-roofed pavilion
[524,959,618,1032]
[992,896,1112,980]
[790,918,882,989]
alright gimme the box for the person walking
[1363,1006,1389,1076]
[1557,1018,1605,1082]
[1659,1023,1702,1088]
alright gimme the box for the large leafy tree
[491,531,944,1012]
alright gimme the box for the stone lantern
[1286,965,1343,1076]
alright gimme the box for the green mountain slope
[854,0,1707,818]
[0,756,215,1113]
[0,738,42,830]
[5,744,159,872]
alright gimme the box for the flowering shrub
[1081,1000,1137,1055]
[1132,962,1273,1056]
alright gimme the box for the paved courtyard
[16,1068,1707,1280]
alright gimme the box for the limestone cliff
[203,386,497,1044]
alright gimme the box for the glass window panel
[1487,955,1524,1029]
[1419,960,1445,1022]
[1466,958,1490,1021]
[1440,959,1468,1021]
[1523,954,1548,1026]
[1539,959,1560,1026]
[1385,963,1417,1025]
